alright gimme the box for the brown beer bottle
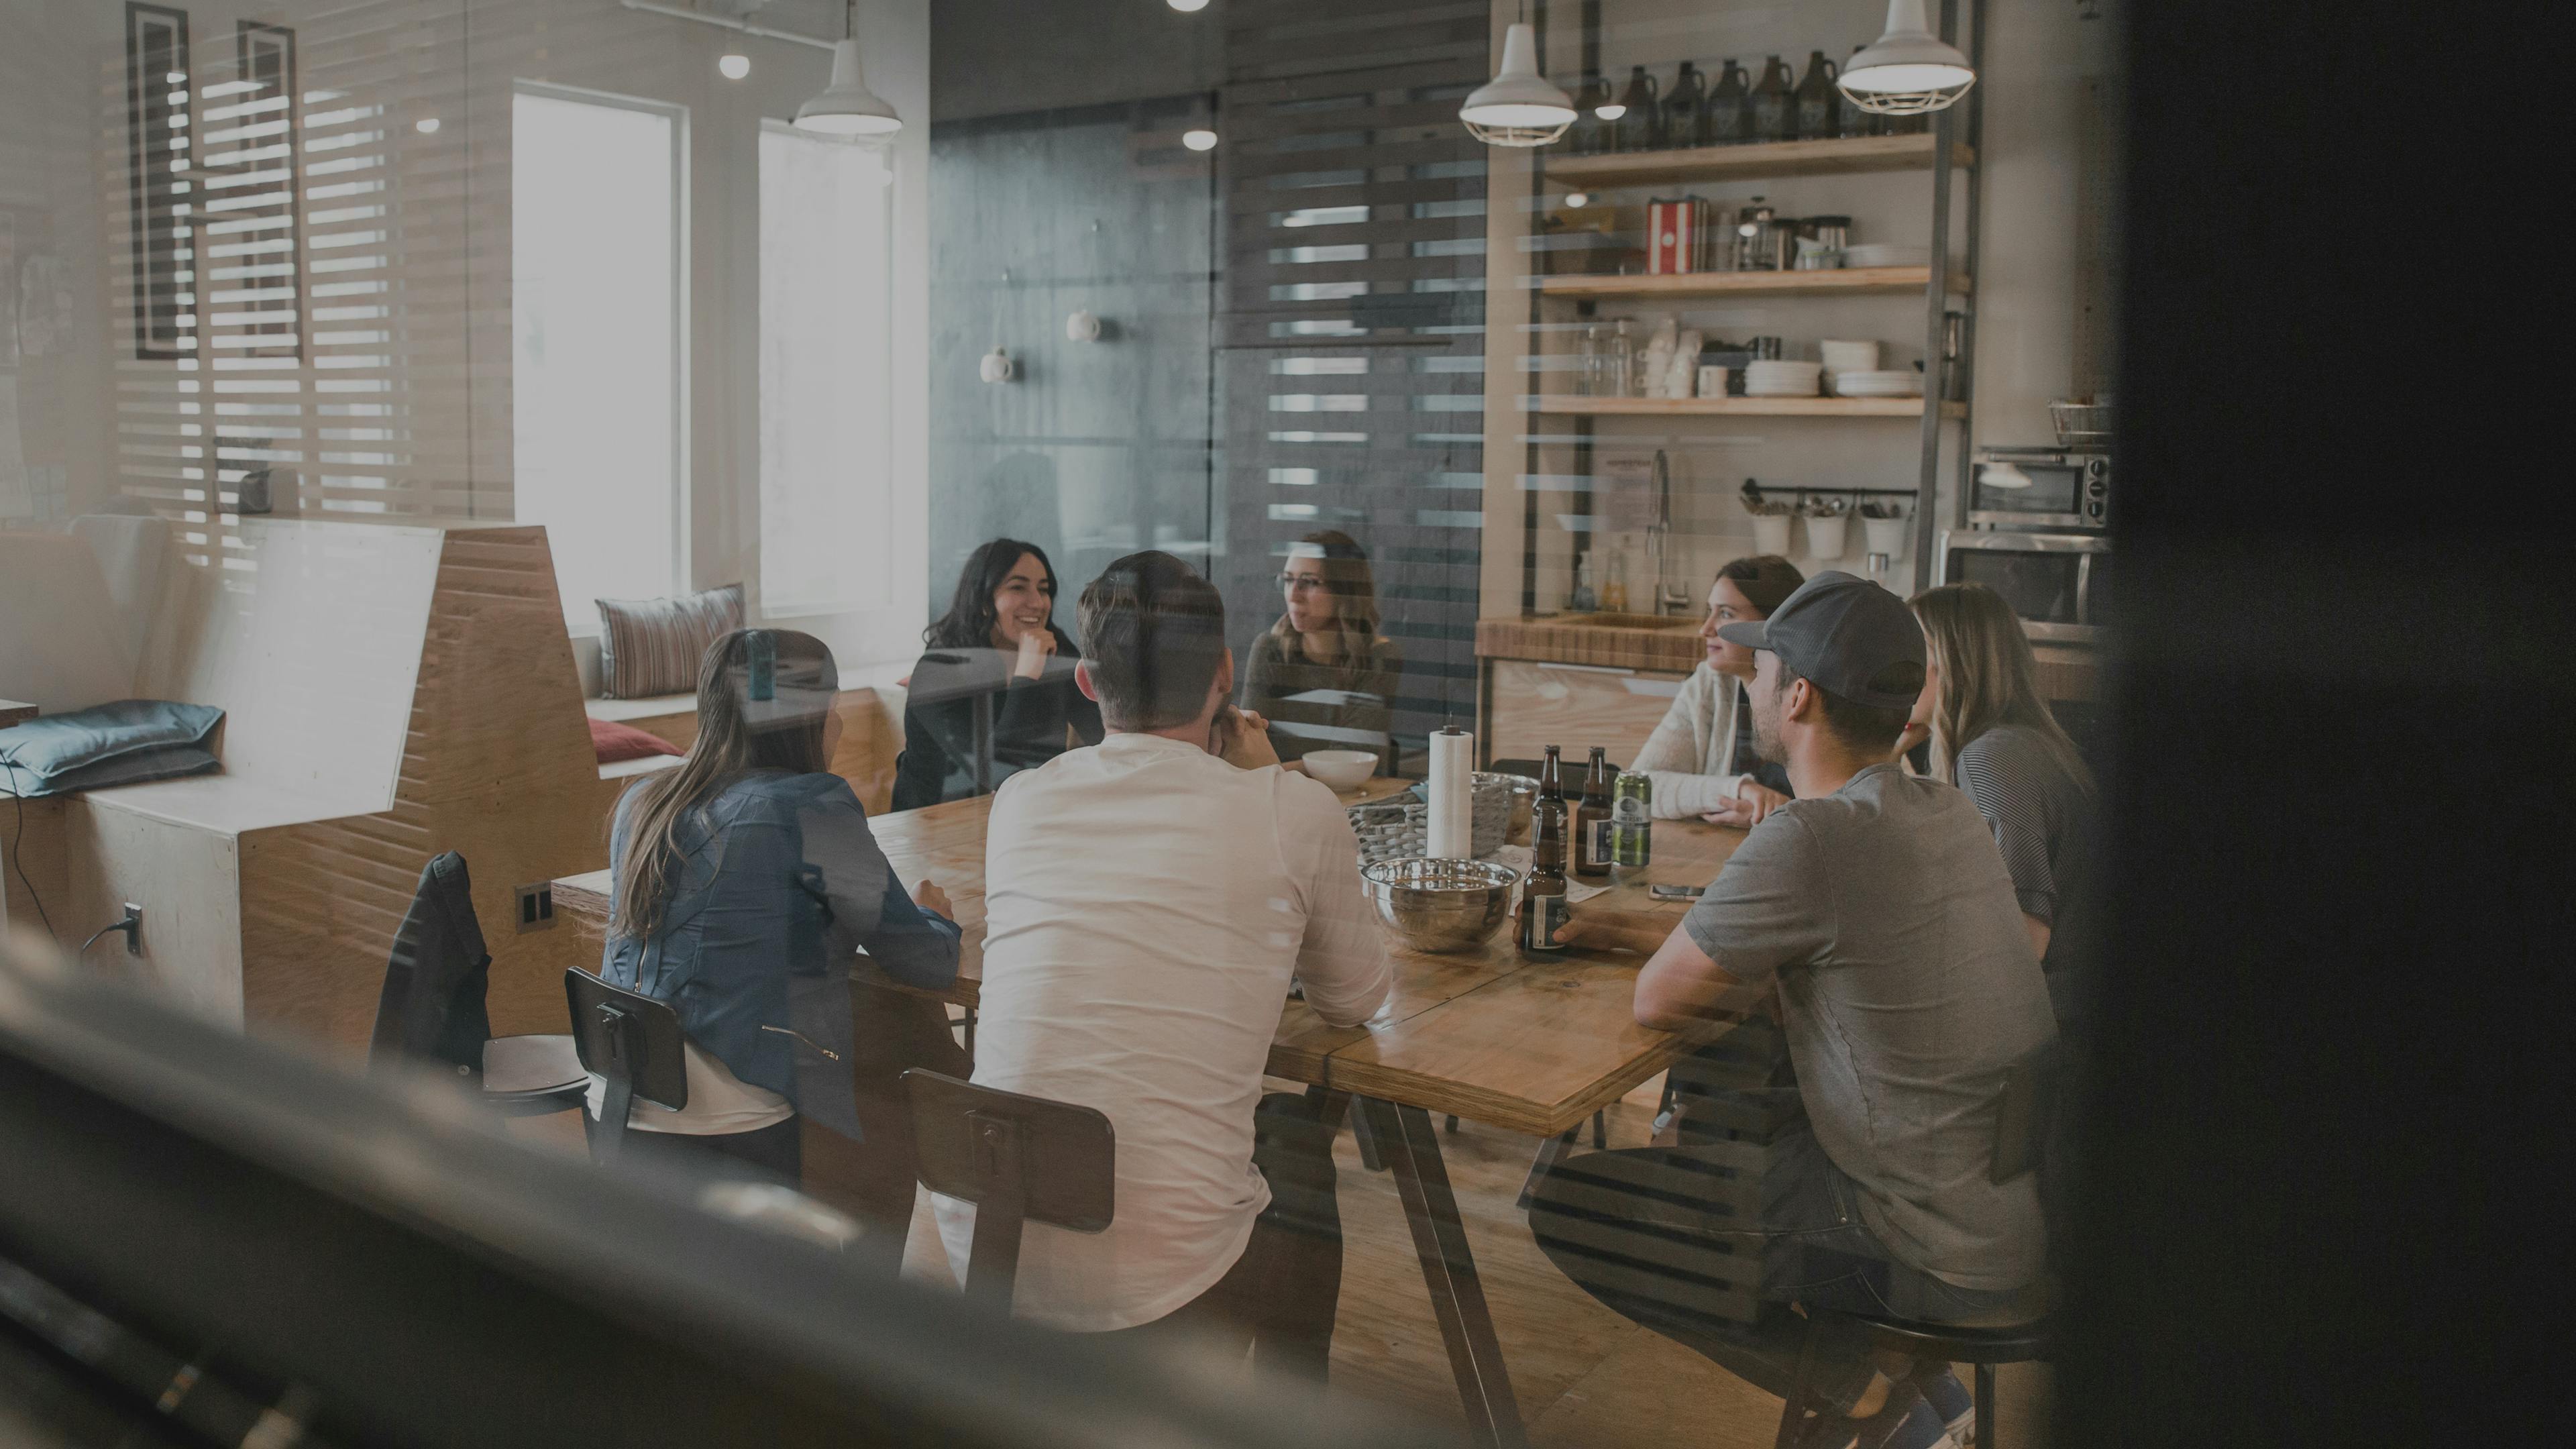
[1573,746,1613,879]
[1522,765,1570,954]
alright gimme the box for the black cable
[2,756,54,941]
[78,918,131,955]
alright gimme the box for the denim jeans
[1529,1123,2028,1414]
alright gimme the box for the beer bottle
[1537,743,1565,812]
[1522,773,1570,954]
[1573,746,1613,879]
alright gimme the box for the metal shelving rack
[1517,0,1987,602]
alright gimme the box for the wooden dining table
[552,777,1752,1448]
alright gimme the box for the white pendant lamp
[795,0,902,136]
[1837,0,1976,115]
[1460,22,1575,148]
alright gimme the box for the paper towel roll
[1426,727,1474,859]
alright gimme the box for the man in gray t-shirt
[1528,573,2055,1446]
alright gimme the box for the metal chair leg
[1975,1361,1997,1449]
[1445,1114,1460,1134]
[1591,1108,1607,1148]
[1773,1313,1826,1449]
[1515,1126,1580,1211]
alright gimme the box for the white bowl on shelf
[1303,749,1380,792]
[1843,243,1929,269]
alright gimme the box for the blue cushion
[0,700,225,798]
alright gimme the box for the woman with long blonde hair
[601,629,960,1189]
[1904,582,2096,1022]
[1240,530,1405,766]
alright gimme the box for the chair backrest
[368,851,492,1081]
[902,1069,1113,1313]
[565,969,688,1112]
[1990,1038,2065,1185]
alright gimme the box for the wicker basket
[1348,773,1519,865]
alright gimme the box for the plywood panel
[62,798,244,1026]
[1485,659,1685,770]
[1478,615,1703,672]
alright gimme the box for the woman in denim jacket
[598,629,960,1189]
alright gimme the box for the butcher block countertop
[1475,612,1702,673]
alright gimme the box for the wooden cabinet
[1480,659,1686,770]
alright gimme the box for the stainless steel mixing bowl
[1359,857,1519,953]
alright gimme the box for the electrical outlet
[515,882,555,933]
[120,902,143,957]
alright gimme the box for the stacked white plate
[1843,243,1930,269]
[1831,368,1923,398]
[1744,360,1823,398]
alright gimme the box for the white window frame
[511,80,690,629]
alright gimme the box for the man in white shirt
[934,549,1392,1380]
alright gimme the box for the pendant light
[1460,20,1575,147]
[1836,0,1976,115]
[795,0,902,136]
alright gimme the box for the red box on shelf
[1647,197,1711,274]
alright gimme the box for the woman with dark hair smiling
[1629,553,1804,825]
[1240,530,1405,766]
[892,538,1105,811]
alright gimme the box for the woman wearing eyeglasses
[1241,531,1404,768]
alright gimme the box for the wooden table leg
[1358,1097,1528,1449]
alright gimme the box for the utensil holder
[1803,515,1849,559]
[1751,514,1794,555]
[1862,515,1909,558]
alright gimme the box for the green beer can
[1610,770,1652,870]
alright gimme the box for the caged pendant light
[1836,0,1976,115]
[1460,21,1576,147]
[795,0,903,136]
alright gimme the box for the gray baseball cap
[1714,570,1926,709]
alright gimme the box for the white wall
[0,0,930,670]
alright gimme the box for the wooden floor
[895,1074,2053,1448]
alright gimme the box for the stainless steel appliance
[1937,531,2114,643]
[1969,446,2112,531]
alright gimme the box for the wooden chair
[901,1069,1114,1313]
[566,967,688,1163]
[368,851,586,1118]
[1772,1042,2064,1449]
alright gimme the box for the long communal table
[553,780,1750,1448]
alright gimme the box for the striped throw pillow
[595,583,743,700]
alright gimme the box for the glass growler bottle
[1573,746,1613,879]
[1750,54,1796,144]
[1522,747,1571,953]
[1567,74,1613,155]
[1613,64,1662,152]
[1707,57,1752,145]
[1835,45,1872,138]
[1661,60,1707,150]
[1794,49,1840,141]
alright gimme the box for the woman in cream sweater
[1629,555,1803,824]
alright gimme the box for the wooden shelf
[1544,132,1974,188]
[1532,394,1963,419]
[1537,266,1966,300]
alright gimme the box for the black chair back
[566,969,688,1163]
[902,1069,1114,1313]
[368,851,492,1081]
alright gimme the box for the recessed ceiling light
[1182,127,1218,152]
[1169,0,1210,11]
[718,50,751,80]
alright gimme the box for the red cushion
[588,716,682,764]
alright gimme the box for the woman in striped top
[1904,582,2099,1025]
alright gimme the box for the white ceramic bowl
[1304,749,1379,791]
